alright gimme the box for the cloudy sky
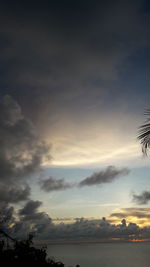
[1,0,150,241]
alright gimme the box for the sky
[1,0,150,241]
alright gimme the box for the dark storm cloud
[19,200,42,216]
[40,177,73,192]
[132,191,150,205]
[0,95,50,180]
[0,185,30,204]
[0,0,148,127]
[0,95,51,204]
[79,166,130,187]
[13,200,52,239]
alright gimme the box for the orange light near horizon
[110,216,150,227]
[129,238,150,242]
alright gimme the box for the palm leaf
[138,110,150,156]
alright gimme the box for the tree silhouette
[0,231,65,267]
[0,230,82,267]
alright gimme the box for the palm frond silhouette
[138,110,150,155]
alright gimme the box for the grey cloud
[132,191,150,205]
[79,166,130,187]
[0,94,23,126]
[35,218,140,241]
[11,208,141,241]
[19,200,42,216]
[13,200,52,239]
[18,200,50,227]
[0,95,50,182]
[0,95,51,204]
[40,166,128,192]
[0,184,30,204]
[40,177,73,192]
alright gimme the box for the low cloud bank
[1,202,150,242]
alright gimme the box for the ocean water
[46,242,150,267]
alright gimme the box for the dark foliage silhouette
[0,232,65,267]
[0,230,81,267]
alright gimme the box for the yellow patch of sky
[110,216,150,227]
[110,208,150,227]
[41,111,145,167]
[50,142,139,167]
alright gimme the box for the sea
[46,242,150,267]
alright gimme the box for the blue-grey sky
[1,0,150,240]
